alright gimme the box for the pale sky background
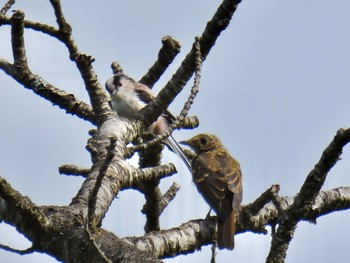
[1,0,350,262]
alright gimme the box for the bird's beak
[106,86,116,95]
[179,140,190,146]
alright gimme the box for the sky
[1,0,350,262]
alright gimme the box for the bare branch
[170,36,202,130]
[0,244,35,255]
[1,11,96,123]
[59,164,91,177]
[0,14,68,41]
[125,38,202,157]
[139,36,181,88]
[49,0,77,59]
[245,185,281,216]
[137,137,171,233]
[296,128,350,204]
[0,177,47,242]
[175,115,200,130]
[123,187,350,258]
[11,10,28,72]
[48,0,111,124]
[0,62,95,123]
[266,128,350,263]
[157,181,180,215]
[111,61,124,75]
[123,217,216,259]
[136,164,177,185]
[0,0,15,15]
[138,0,242,127]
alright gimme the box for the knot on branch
[76,54,95,66]
[11,10,25,20]
[111,61,123,75]
[160,36,181,61]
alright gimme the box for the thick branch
[0,177,47,244]
[124,187,350,258]
[138,136,167,233]
[70,117,176,225]
[123,218,216,259]
[138,0,242,127]
[139,36,181,88]
[296,128,350,204]
[266,128,350,263]
[70,117,138,222]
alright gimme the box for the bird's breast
[111,91,146,117]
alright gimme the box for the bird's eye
[200,137,208,145]
[117,81,122,87]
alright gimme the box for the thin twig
[0,244,35,255]
[0,0,15,15]
[170,36,202,130]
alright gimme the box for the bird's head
[180,133,221,154]
[105,73,136,95]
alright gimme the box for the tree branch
[157,182,180,216]
[125,39,202,157]
[0,177,47,244]
[49,0,111,124]
[123,186,350,259]
[266,128,350,263]
[0,0,15,15]
[137,0,242,127]
[11,10,28,72]
[1,11,95,123]
[70,116,176,225]
[58,164,91,177]
[139,36,181,88]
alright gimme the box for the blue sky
[1,0,350,262]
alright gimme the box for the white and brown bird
[180,134,243,250]
[105,73,191,170]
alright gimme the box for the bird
[180,134,242,250]
[105,73,191,170]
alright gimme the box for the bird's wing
[135,83,176,123]
[192,153,228,213]
[192,150,243,214]
[219,152,243,212]
[135,83,155,103]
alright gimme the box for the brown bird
[180,134,242,250]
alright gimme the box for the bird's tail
[164,135,192,171]
[217,202,235,250]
